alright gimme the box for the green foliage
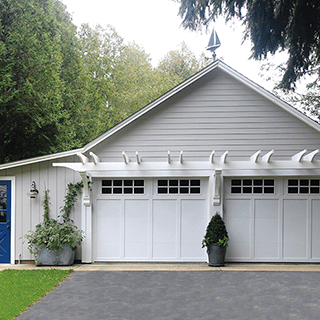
[0,0,207,164]
[176,0,320,89]
[24,182,84,262]
[0,0,66,162]
[0,269,72,320]
[109,42,183,122]
[60,181,84,223]
[202,213,229,248]
[158,42,206,81]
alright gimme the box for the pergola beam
[136,151,141,164]
[250,150,261,163]
[89,152,100,165]
[77,153,89,165]
[262,150,274,163]
[122,151,130,164]
[303,149,319,162]
[179,151,183,164]
[292,149,307,162]
[220,151,228,164]
[209,150,215,163]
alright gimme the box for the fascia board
[217,62,320,133]
[0,148,84,171]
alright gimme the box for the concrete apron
[1,263,320,272]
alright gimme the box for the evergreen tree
[0,0,67,162]
[175,0,320,89]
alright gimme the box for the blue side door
[0,181,11,263]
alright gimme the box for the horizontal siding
[92,69,320,162]
[0,156,82,261]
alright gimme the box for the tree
[0,0,210,164]
[109,42,180,122]
[0,0,67,163]
[77,23,123,141]
[175,0,320,89]
[157,42,203,81]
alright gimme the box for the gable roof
[1,60,319,171]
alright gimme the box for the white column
[79,171,93,263]
[81,202,93,263]
[213,169,222,206]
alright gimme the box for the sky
[61,0,284,91]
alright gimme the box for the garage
[224,177,320,262]
[93,177,208,262]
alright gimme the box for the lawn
[0,269,73,320]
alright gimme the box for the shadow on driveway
[17,271,320,320]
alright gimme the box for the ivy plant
[24,182,84,263]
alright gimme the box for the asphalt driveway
[17,271,320,320]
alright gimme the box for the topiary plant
[202,212,229,248]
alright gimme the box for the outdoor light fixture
[29,181,39,198]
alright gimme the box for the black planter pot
[207,243,227,267]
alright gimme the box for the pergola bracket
[220,151,228,164]
[292,149,307,162]
[89,152,100,165]
[303,149,319,162]
[122,151,130,164]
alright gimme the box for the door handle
[7,226,10,229]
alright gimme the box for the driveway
[17,269,320,320]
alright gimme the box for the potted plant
[24,182,84,266]
[202,212,229,267]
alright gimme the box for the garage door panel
[254,200,279,258]
[96,199,121,259]
[283,200,307,259]
[153,200,177,259]
[225,199,251,259]
[225,177,320,262]
[312,200,320,258]
[124,200,149,258]
[181,199,207,259]
[94,178,208,262]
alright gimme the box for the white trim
[292,149,307,162]
[303,149,319,162]
[53,158,320,179]
[0,176,15,264]
[0,148,82,171]
[250,150,261,163]
[89,152,100,164]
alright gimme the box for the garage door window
[102,180,144,194]
[157,179,201,194]
[288,179,320,194]
[231,179,274,194]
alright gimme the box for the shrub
[202,213,229,248]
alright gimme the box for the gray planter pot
[35,245,75,266]
[207,243,227,267]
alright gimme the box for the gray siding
[91,69,320,162]
[0,156,82,261]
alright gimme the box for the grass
[0,269,73,320]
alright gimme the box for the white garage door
[93,178,208,261]
[224,177,320,262]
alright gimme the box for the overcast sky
[61,0,283,91]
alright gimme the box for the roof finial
[206,27,221,60]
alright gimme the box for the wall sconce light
[29,181,39,198]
